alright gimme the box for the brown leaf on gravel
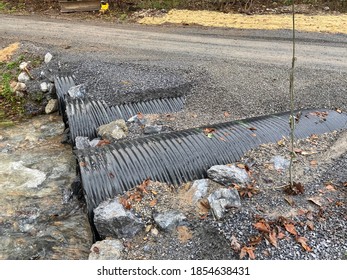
[325,184,336,191]
[308,197,323,207]
[306,221,314,231]
[296,236,312,252]
[310,160,318,166]
[284,182,304,195]
[137,112,144,119]
[240,246,256,260]
[254,222,271,233]
[96,139,111,146]
[284,223,298,236]
[249,235,262,246]
[137,179,150,194]
[266,229,278,248]
[149,199,157,207]
[224,111,231,118]
[230,235,241,252]
[284,196,295,206]
[120,197,132,210]
[277,232,286,239]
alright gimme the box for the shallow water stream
[0,114,92,260]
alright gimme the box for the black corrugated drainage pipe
[66,96,185,142]
[54,76,186,142]
[75,109,347,213]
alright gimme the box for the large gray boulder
[208,188,241,220]
[97,119,128,141]
[207,165,250,186]
[94,198,144,239]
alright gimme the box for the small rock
[187,179,209,204]
[97,119,128,141]
[75,136,91,150]
[88,239,124,260]
[18,72,30,82]
[67,84,86,99]
[15,91,25,98]
[208,188,241,220]
[323,6,330,11]
[153,210,186,231]
[44,52,53,64]
[40,82,49,93]
[127,115,138,123]
[44,99,59,114]
[151,227,159,236]
[207,165,250,186]
[19,62,28,70]
[89,138,101,147]
[144,124,163,134]
[14,82,27,92]
[272,155,290,171]
[93,198,144,239]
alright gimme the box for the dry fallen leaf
[284,182,304,195]
[277,232,286,239]
[224,111,231,118]
[284,196,294,206]
[306,221,314,231]
[248,127,257,131]
[266,229,278,248]
[240,246,256,260]
[310,160,318,166]
[296,236,312,252]
[149,199,157,207]
[249,235,262,246]
[230,235,241,252]
[308,197,323,207]
[254,222,271,233]
[284,223,298,236]
[325,184,336,191]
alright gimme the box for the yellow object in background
[100,1,109,12]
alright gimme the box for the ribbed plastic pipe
[65,96,185,141]
[76,109,347,212]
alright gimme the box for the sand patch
[0,42,20,62]
[139,9,347,34]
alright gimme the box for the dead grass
[0,42,20,62]
[139,9,347,34]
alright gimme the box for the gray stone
[19,62,28,70]
[44,52,53,64]
[94,198,144,239]
[153,210,186,231]
[97,119,128,141]
[208,188,241,220]
[144,124,163,134]
[68,84,87,99]
[127,115,138,123]
[75,136,91,150]
[14,82,27,92]
[207,165,250,186]
[88,239,124,260]
[188,179,209,203]
[272,155,290,171]
[40,82,49,93]
[44,99,59,114]
[18,72,30,82]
